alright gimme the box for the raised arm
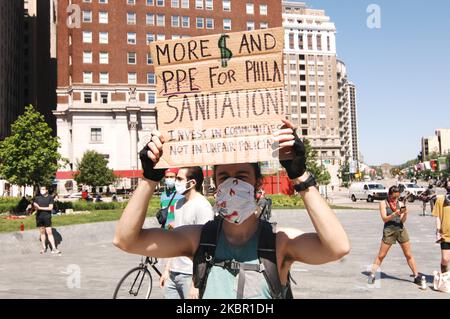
[113,131,200,259]
[274,120,350,265]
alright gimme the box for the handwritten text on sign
[149,28,287,168]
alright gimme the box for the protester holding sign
[114,119,350,299]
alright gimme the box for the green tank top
[202,230,272,299]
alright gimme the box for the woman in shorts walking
[368,186,421,285]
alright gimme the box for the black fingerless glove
[280,129,307,180]
[139,144,165,182]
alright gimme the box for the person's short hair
[212,163,263,186]
[388,185,400,195]
[185,166,204,193]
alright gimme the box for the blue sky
[295,0,450,165]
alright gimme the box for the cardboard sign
[150,27,287,168]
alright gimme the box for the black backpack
[192,219,294,299]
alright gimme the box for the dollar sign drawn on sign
[218,35,233,68]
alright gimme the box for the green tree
[0,105,65,188]
[304,139,331,185]
[74,150,116,191]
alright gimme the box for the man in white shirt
[159,166,214,299]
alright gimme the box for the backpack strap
[193,219,222,298]
[258,220,293,299]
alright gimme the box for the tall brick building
[54,0,282,193]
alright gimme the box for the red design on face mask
[233,179,239,185]
[224,211,239,221]
[218,201,227,208]
[229,188,236,196]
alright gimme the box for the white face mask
[175,180,193,195]
[165,178,175,189]
[214,178,257,225]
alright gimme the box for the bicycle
[113,256,162,299]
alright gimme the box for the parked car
[349,182,388,203]
[397,183,426,203]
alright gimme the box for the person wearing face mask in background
[432,179,450,274]
[368,186,422,286]
[160,168,183,230]
[114,119,350,299]
[159,167,214,299]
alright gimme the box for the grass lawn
[0,197,358,233]
[0,199,160,233]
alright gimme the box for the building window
[222,0,230,11]
[157,14,165,26]
[146,13,154,25]
[317,34,322,51]
[127,32,136,44]
[84,92,92,103]
[172,15,180,27]
[146,33,154,44]
[246,21,254,31]
[100,92,109,104]
[147,73,156,84]
[206,18,214,29]
[196,17,204,28]
[156,0,164,6]
[182,0,189,8]
[157,34,165,40]
[99,52,109,64]
[99,72,109,84]
[99,31,108,44]
[289,33,294,49]
[148,92,156,104]
[128,72,137,84]
[83,31,92,43]
[182,16,190,28]
[147,53,153,64]
[171,0,179,7]
[205,0,213,10]
[99,11,108,23]
[127,0,136,4]
[91,128,102,142]
[260,22,268,29]
[99,0,108,3]
[128,52,137,64]
[195,0,203,9]
[223,18,231,30]
[308,34,313,50]
[260,4,268,15]
[83,51,93,64]
[246,3,254,14]
[298,34,304,50]
[83,72,93,84]
[127,12,136,24]
[147,0,154,5]
[82,11,92,23]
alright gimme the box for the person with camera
[432,179,450,274]
[368,186,421,285]
[114,119,350,299]
[158,167,214,299]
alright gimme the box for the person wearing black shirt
[34,186,60,254]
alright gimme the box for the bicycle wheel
[112,267,153,299]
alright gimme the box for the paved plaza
[1,204,449,299]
